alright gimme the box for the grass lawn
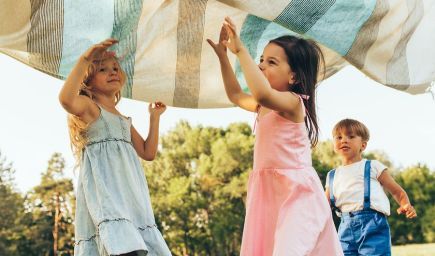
[392,243,435,256]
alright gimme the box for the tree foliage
[22,153,75,255]
[144,121,254,255]
[0,152,25,256]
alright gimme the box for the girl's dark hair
[269,35,325,147]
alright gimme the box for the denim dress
[74,106,171,256]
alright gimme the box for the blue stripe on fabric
[59,0,115,78]
[237,15,299,92]
[111,0,144,98]
[306,0,376,55]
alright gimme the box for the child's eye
[268,60,276,65]
[259,58,264,63]
[99,68,106,72]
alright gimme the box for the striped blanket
[1,0,434,108]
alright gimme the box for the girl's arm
[58,55,95,119]
[207,26,258,112]
[223,17,302,116]
[59,39,118,121]
[131,102,166,161]
[378,169,417,218]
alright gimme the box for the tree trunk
[52,192,60,256]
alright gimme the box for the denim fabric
[74,106,171,256]
[338,210,391,256]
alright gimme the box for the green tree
[0,152,26,256]
[24,153,75,255]
[388,164,435,244]
[144,121,254,256]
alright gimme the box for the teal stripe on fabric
[111,0,144,98]
[237,15,270,92]
[59,0,115,78]
[237,15,299,92]
[274,0,335,34]
[306,0,377,55]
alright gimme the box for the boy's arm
[325,187,330,205]
[378,169,417,218]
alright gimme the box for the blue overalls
[329,160,391,256]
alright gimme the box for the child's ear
[288,72,296,85]
[361,141,368,151]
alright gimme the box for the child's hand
[149,101,166,117]
[397,204,417,219]
[222,16,244,54]
[207,25,228,58]
[82,38,118,62]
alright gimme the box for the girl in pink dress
[208,17,343,255]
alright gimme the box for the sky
[0,53,434,194]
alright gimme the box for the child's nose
[258,64,265,71]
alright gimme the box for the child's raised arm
[222,17,302,116]
[207,25,258,112]
[131,102,166,161]
[59,39,118,119]
[378,169,417,219]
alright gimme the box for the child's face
[258,43,295,92]
[88,58,123,94]
[333,129,367,161]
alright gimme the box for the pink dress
[240,107,343,256]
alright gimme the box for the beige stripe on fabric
[27,0,63,75]
[132,1,178,105]
[0,0,31,56]
[405,1,435,91]
[198,1,245,108]
[173,0,208,108]
[345,0,390,70]
[362,0,408,84]
[386,0,424,90]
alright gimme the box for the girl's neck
[94,95,117,110]
[341,155,363,166]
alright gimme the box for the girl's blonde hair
[68,57,126,168]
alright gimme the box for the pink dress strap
[252,104,261,134]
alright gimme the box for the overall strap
[328,169,340,212]
[363,160,372,210]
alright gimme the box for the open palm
[83,38,118,62]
